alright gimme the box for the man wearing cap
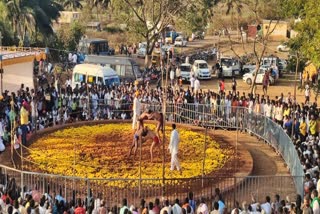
[20,101,29,146]
[132,92,141,130]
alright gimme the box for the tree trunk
[250,61,260,95]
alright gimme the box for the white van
[72,64,120,88]
[192,60,211,80]
[180,63,192,82]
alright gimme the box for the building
[58,11,81,24]
[262,20,288,41]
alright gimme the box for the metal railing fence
[0,165,300,210]
[151,103,304,196]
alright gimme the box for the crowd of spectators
[1,176,317,214]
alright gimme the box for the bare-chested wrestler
[138,110,164,136]
[128,126,161,162]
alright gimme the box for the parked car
[174,36,187,47]
[192,60,211,80]
[277,43,290,52]
[243,68,274,85]
[180,63,192,82]
[242,64,256,74]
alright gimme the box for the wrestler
[128,126,161,162]
[128,126,149,158]
[138,110,164,136]
[148,111,164,136]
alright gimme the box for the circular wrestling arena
[1,105,303,210]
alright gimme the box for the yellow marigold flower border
[25,123,231,187]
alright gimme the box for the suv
[192,60,211,79]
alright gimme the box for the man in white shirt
[190,75,195,92]
[132,92,141,130]
[261,196,272,214]
[160,200,171,214]
[197,198,209,214]
[264,101,272,118]
[120,198,129,214]
[170,69,175,86]
[194,78,200,93]
[169,123,181,171]
[68,52,73,62]
[172,199,182,214]
[72,53,78,64]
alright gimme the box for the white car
[180,63,192,82]
[192,60,211,80]
[277,43,290,52]
[174,36,187,47]
[243,69,274,85]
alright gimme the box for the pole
[0,31,2,47]
[139,137,142,197]
[73,141,76,190]
[293,52,299,101]
[0,55,3,94]
[10,101,15,167]
[201,125,208,189]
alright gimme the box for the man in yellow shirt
[299,117,307,142]
[20,102,29,145]
[309,115,317,137]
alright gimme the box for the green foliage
[0,0,62,46]
[287,0,320,67]
[55,21,86,51]
[175,0,212,35]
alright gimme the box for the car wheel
[246,78,252,85]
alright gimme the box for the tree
[55,21,86,51]
[1,0,62,46]
[288,0,320,67]
[62,0,83,10]
[217,0,286,94]
[112,0,187,66]
[175,0,217,36]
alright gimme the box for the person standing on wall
[169,123,181,171]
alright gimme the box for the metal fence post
[21,170,24,197]
[87,179,90,202]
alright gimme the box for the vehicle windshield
[78,40,108,55]
[104,77,120,86]
[199,63,208,69]
[180,65,191,71]
[221,59,233,67]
